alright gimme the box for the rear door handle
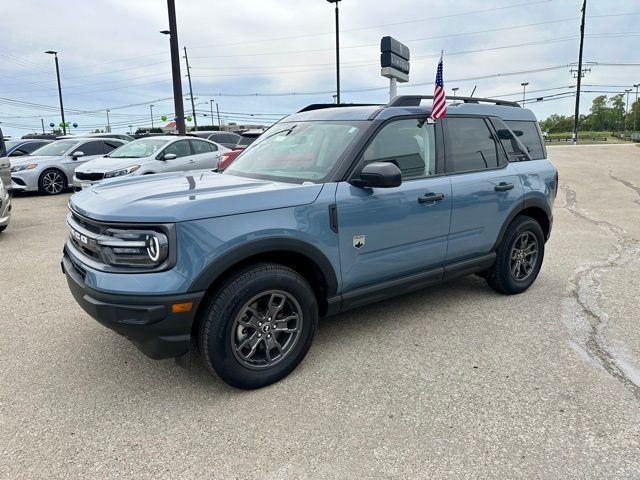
[418,192,445,203]
[495,182,514,192]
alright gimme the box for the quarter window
[191,139,215,154]
[504,120,545,160]
[446,117,500,172]
[362,118,436,180]
[75,141,104,156]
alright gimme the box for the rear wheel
[199,263,318,389]
[38,169,67,195]
[486,215,545,294]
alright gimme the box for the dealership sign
[380,36,410,83]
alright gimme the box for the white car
[10,138,127,195]
[73,136,229,189]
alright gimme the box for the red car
[217,130,264,170]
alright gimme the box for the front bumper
[0,190,11,227]
[72,175,99,191]
[11,171,39,192]
[62,250,205,359]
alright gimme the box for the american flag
[431,52,446,119]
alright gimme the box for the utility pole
[624,89,632,133]
[452,87,459,101]
[209,100,215,129]
[161,0,185,135]
[106,109,111,132]
[183,46,197,130]
[41,118,45,134]
[634,83,639,133]
[521,82,529,106]
[216,102,221,129]
[326,0,341,104]
[150,104,155,129]
[45,51,66,135]
[572,0,586,144]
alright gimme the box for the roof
[285,97,538,123]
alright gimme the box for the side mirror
[163,153,177,160]
[351,161,402,188]
[9,150,26,157]
[72,151,85,159]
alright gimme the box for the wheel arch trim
[492,194,552,251]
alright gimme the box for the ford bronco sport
[62,95,557,389]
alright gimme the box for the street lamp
[128,125,133,135]
[326,0,341,104]
[160,0,186,135]
[521,82,529,107]
[150,104,155,129]
[45,51,67,135]
[210,100,221,129]
[452,87,459,101]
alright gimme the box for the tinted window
[191,139,215,154]
[363,118,436,180]
[237,135,258,147]
[163,140,191,158]
[505,120,545,160]
[22,142,46,154]
[75,141,104,156]
[446,117,500,172]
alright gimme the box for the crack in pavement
[609,175,640,205]
[561,184,640,400]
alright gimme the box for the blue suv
[62,95,557,389]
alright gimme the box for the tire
[199,263,318,389]
[0,225,6,233]
[486,215,545,295]
[38,169,67,195]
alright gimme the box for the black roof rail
[387,95,521,108]
[297,103,382,113]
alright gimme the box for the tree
[588,95,607,131]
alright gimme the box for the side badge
[353,235,365,249]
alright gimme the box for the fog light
[172,301,193,313]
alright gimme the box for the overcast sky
[1,0,638,137]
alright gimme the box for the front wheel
[486,215,545,294]
[199,263,318,389]
[38,169,67,195]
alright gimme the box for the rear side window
[191,139,216,153]
[446,117,501,173]
[504,120,545,160]
[363,118,436,180]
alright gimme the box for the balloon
[49,123,55,128]
[73,123,78,128]
[161,115,167,122]
[186,116,192,122]
[59,123,65,128]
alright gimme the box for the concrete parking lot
[1,144,640,479]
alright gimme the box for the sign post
[380,36,410,101]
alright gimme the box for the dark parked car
[1,139,52,158]
[190,131,241,149]
[217,129,266,170]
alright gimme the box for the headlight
[98,228,169,267]
[104,165,140,178]
[11,164,37,172]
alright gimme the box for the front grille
[76,172,105,181]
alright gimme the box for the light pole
[521,82,529,106]
[150,104,155,129]
[129,125,133,135]
[40,118,45,134]
[45,51,66,135]
[183,47,197,130]
[106,109,111,132]
[326,0,341,104]
[161,0,186,135]
[452,87,459,101]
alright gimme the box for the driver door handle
[495,182,514,192]
[418,192,445,203]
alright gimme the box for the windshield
[107,138,169,158]
[31,140,78,157]
[224,121,364,182]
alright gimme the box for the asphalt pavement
[1,144,639,479]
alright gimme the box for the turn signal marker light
[172,301,194,313]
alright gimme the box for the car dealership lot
[1,145,640,479]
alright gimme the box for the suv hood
[76,155,141,173]
[69,170,324,223]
